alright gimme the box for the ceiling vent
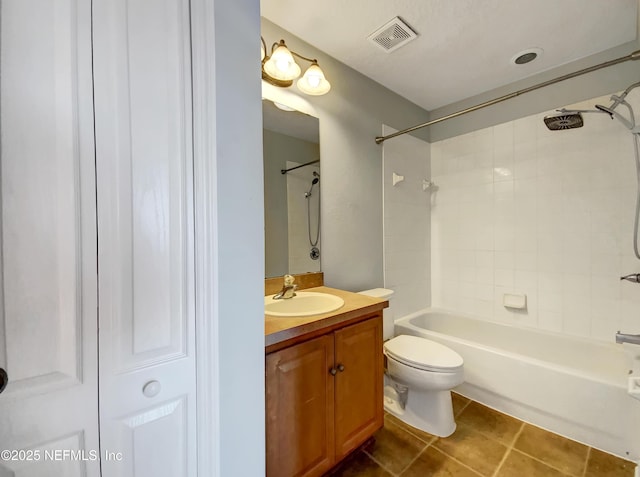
[367,16,418,53]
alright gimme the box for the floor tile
[364,414,428,475]
[496,449,569,477]
[452,392,470,417]
[585,448,637,477]
[514,424,588,476]
[327,451,392,477]
[385,412,438,445]
[400,446,482,477]
[433,422,507,476]
[456,401,523,445]
[331,397,635,477]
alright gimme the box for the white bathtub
[395,308,640,461]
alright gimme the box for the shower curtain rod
[375,49,640,144]
[281,159,320,174]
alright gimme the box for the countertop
[265,286,388,353]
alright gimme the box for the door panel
[0,434,86,477]
[93,0,196,475]
[114,398,188,476]
[0,0,99,475]
[334,317,383,459]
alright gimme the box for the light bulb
[275,57,291,73]
[306,73,321,88]
[297,63,331,96]
[263,41,301,81]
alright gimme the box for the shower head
[543,111,584,130]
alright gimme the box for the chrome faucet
[273,274,297,300]
[616,331,640,346]
[620,273,640,283]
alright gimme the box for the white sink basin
[265,291,345,317]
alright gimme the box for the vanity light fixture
[261,37,331,96]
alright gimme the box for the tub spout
[616,331,640,345]
[620,273,640,283]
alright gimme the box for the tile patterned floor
[327,394,637,477]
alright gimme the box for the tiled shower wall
[430,92,640,342]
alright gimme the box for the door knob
[329,368,337,376]
[142,380,161,398]
[0,368,7,394]
[337,364,345,372]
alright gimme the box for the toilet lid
[384,335,463,372]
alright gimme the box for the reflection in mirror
[263,100,320,278]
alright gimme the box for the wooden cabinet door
[266,334,335,477]
[334,316,383,459]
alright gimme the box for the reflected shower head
[305,177,319,198]
[543,111,584,130]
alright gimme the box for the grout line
[581,447,592,477]
[430,421,514,477]
[515,447,589,476]
[362,449,399,476]
[511,423,591,476]
[363,440,429,477]
[395,444,430,476]
[440,452,485,477]
[454,395,472,417]
[491,422,525,477]
[419,443,484,477]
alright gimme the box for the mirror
[263,100,320,278]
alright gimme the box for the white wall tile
[430,90,640,342]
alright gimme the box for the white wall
[196,0,265,475]
[431,89,640,342]
[261,18,431,292]
[382,125,431,321]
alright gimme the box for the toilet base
[383,380,457,437]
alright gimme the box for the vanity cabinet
[266,314,383,477]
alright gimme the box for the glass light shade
[261,43,265,62]
[297,63,331,95]
[273,102,296,111]
[263,44,301,81]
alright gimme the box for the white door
[92,0,197,475]
[0,0,100,476]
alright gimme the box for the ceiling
[260,0,638,111]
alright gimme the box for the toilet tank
[357,288,395,340]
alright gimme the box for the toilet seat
[384,335,463,373]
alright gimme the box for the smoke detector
[367,17,418,53]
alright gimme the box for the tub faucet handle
[620,273,640,283]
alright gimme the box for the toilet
[358,288,464,437]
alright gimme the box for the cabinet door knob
[329,368,337,376]
[0,368,7,394]
[337,364,345,372]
